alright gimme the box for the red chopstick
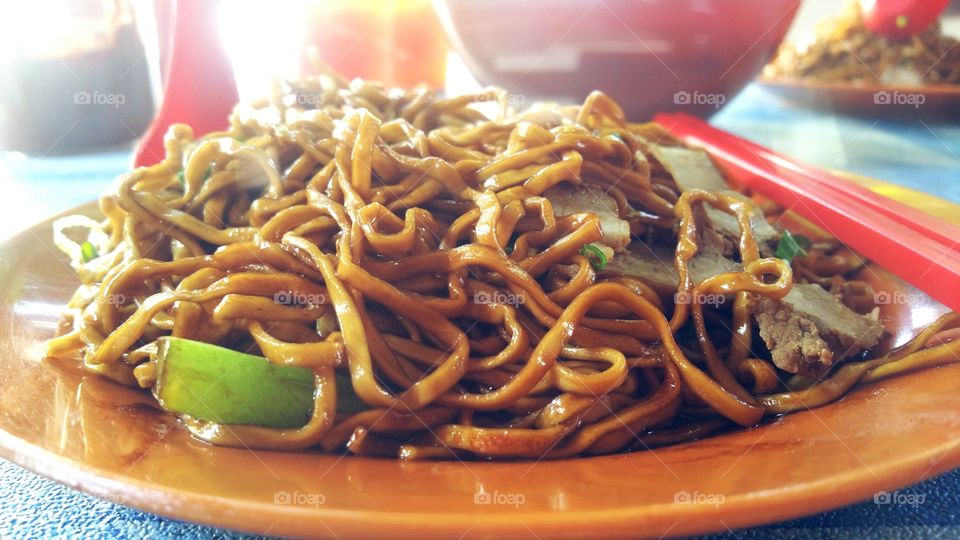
[655,112,960,252]
[654,112,960,313]
[134,0,238,168]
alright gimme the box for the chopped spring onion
[80,241,99,263]
[580,243,608,271]
[154,337,365,429]
[775,230,811,262]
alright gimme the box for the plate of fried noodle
[1,68,959,538]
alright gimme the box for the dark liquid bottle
[0,0,154,154]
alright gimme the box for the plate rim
[756,76,960,97]
[4,412,959,538]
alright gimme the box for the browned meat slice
[543,183,631,252]
[752,283,884,375]
[648,144,729,193]
[648,144,779,256]
[604,244,741,296]
[697,198,780,257]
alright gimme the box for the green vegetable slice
[80,241,99,263]
[154,337,364,429]
[775,230,811,262]
[580,243,608,271]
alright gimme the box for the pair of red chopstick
[654,112,960,313]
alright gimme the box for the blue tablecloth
[1,82,959,539]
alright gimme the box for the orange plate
[1,177,959,538]
[757,77,960,118]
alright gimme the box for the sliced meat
[604,244,741,296]
[648,144,779,256]
[697,197,780,257]
[648,144,729,193]
[543,183,631,252]
[752,283,884,375]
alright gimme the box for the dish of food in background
[759,0,960,116]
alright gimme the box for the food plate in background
[0,175,958,539]
[757,77,960,118]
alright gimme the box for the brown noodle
[46,68,960,459]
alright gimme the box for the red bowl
[435,0,800,120]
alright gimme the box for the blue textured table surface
[1,83,959,539]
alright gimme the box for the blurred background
[0,0,955,237]
[1,0,957,152]
[0,0,958,234]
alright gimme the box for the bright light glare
[0,0,77,61]
[218,0,311,102]
[444,51,481,97]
